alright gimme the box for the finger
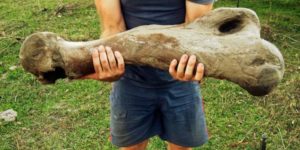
[106,46,117,70]
[169,59,177,78]
[177,54,188,78]
[99,45,110,72]
[92,48,101,74]
[193,63,204,81]
[114,51,125,73]
[184,55,196,80]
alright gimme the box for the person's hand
[81,45,125,82]
[169,54,204,82]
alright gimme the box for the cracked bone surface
[20,8,284,96]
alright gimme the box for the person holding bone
[83,0,214,149]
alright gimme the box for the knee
[167,142,192,150]
[120,140,148,150]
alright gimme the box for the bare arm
[169,1,213,81]
[94,0,126,37]
[82,0,125,81]
[185,1,213,23]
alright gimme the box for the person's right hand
[81,45,125,82]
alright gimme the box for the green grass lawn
[0,0,299,149]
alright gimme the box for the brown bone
[19,8,284,96]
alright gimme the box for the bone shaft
[19,8,285,96]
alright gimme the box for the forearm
[94,0,126,38]
[185,1,213,23]
[101,28,125,38]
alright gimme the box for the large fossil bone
[19,8,284,96]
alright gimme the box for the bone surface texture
[19,8,284,96]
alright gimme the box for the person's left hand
[169,54,204,82]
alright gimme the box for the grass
[0,0,299,149]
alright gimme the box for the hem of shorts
[111,131,160,147]
[160,136,209,147]
[188,0,214,5]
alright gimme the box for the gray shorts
[109,78,208,147]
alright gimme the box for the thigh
[159,82,208,147]
[110,79,160,147]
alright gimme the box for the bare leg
[167,142,192,150]
[120,140,149,150]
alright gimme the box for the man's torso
[120,0,187,86]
